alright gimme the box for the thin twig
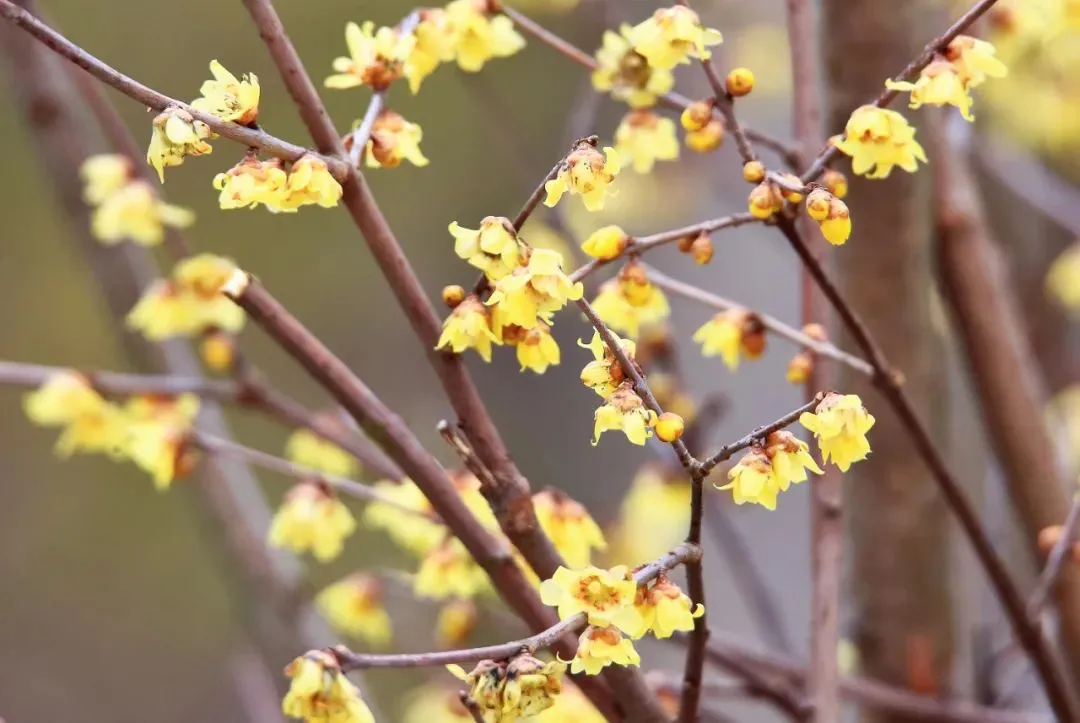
[643,267,873,376]
[699,397,820,476]
[513,159,564,231]
[0,0,346,178]
[347,93,385,169]
[336,543,700,671]
[1030,494,1080,617]
[459,692,486,723]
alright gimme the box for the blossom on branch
[146,107,213,182]
[591,262,671,339]
[579,330,636,398]
[764,430,823,487]
[533,488,607,567]
[800,392,876,472]
[593,384,657,446]
[317,573,392,648]
[127,254,245,340]
[415,536,491,600]
[569,625,641,675]
[805,188,852,245]
[269,481,357,562]
[285,426,359,479]
[213,156,288,210]
[627,6,722,71]
[123,393,200,489]
[614,109,680,174]
[325,21,414,91]
[544,141,621,212]
[692,309,765,370]
[622,575,703,639]
[716,447,785,510]
[360,109,430,169]
[191,60,260,125]
[81,154,194,246]
[437,295,502,361]
[591,25,675,108]
[487,248,583,329]
[451,216,523,282]
[504,321,561,373]
[539,564,639,629]
[23,371,127,458]
[832,105,927,179]
[283,650,375,723]
[444,0,526,72]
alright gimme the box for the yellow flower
[415,536,490,600]
[127,254,245,339]
[615,109,680,174]
[627,6,723,71]
[539,564,639,629]
[325,21,414,91]
[89,180,195,246]
[444,0,526,72]
[692,310,765,369]
[402,684,474,723]
[581,225,629,261]
[800,392,875,472]
[804,189,852,246]
[605,464,690,567]
[532,683,604,723]
[579,330,636,398]
[886,60,974,121]
[191,60,260,125]
[213,156,289,210]
[544,142,621,212]
[23,372,128,458]
[946,35,1008,88]
[283,650,375,723]
[764,429,823,487]
[717,448,784,510]
[533,488,607,568]
[146,107,213,182]
[487,249,584,329]
[1048,242,1080,312]
[623,576,703,639]
[80,154,133,204]
[362,479,445,556]
[316,573,392,648]
[569,625,641,675]
[448,468,500,531]
[447,660,506,719]
[279,154,343,211]
[269,481,357,562]
[450,216,523,282]
[521,220,575,265]
[590,262,670,339]
[747,181,784,219]
[436,598,478,647]
[505,320,562,374]
[591,24,675,108]
[285,428,358,478]
[406,9,455,93]
[124,394,200,489]
[593,384,657,447]
[686,117,725,153]
[437,295,502,362]
[500,655,565,720]
[363,109,430,169]
[833,105,927,179]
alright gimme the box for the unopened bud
[740,315,767,358]
[786,351,814,385]
[690,234,714,265]
[725,67,755,97]
[655,412,685,443]
[748,182,782,219]
[822,169,848,199]
[442,284,466,308]
[200,331,236,373]
[805,189,832,222]
[680,100,714,132]
[677,235,696,253]
[742,160,766,184]
[777,172,805,203]
[686,119,724,153]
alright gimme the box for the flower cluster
[213,153,342,212]
[626,6,723,71]
[804,188,852,246]
[693,309,766,370]
[80,154,195,246]
[680,100,725,153]
[544,139,622,212]
[579,331,659,446]
[269,480,357,562]
[591,261,671,339]
[24,372,200,489]
[539,565,702,675]
[885,36,1007,122]
[283,651,375,723]
[127,254,245,340]
[799,392,876,472]
[449,655,565,722]
[614,109,680,174]
[591,25,675,108]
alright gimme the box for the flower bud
[740,315,767,358]
[677,235,696,253]
[680,100,713,132]
[725,67,755,97]
[742,160,765,184]
[200,331,236,373]
[805,189,832,222]
[802,322,828,342]
[748,182,783,219]
[442,284,466,308]
[581,225,629,261]
[776,172,804,203]
[786,351,813,385]
[655,412,685,443]
[685,119,724,153]
[822,169,848,198]
[690,234,714,265]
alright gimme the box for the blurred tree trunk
[822,2,954,719]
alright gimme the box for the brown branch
[336,543,700,671]
[799,0,1001,183]
[774,212,1079,720]
[460,692,486,723]
[0,0,346,178]
[1031,494,1080,617]
[698,396,821,476]
[643,266,873,376]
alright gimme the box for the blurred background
[2,0,1078,721]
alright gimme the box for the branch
[643,266,873,376]
[698,396,821,476]
[335,543,701,671]
[1031,494,1080,617]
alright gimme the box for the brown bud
[786,352,813,385]
[690,234,714,265]
[680,100,714,132]
[740,314,767,358]
[442,284,466,308]
[677,235,696,253]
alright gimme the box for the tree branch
[1030,494,1080,617]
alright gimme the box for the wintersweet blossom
[532,683,604,723]
[579,330,636,398]
[504,321,562,374]
[539,565,639,629]
[282,651,375,723]
[591,24,675,108]
[623,576,703,639]
[593,384,657,446]
[627,6,723,71]
[800,392,875,471]
[124,394,200,489]
[717,447,785,510]
[362,479,445,556]
[886,60,974,120]
[279,154,343,211]
[946,35,1008,88]
[447,661,504,719]
[127,254,245,340]
[414,537,490,600]
[590,261,670,339]
[692,310,765,369]
[764,430,823,487]
[832,105,927,179]
[437,295,502,361]
[191,60,260,125]
[80,156,195,246]
[804,188,851,245]
[570,625,641,675]
[747,181,785,219]
[316,573,392,648]
[285,428,358,478]
[443,0,526,72]
[580,225,629,261]
[500,655,566,720]
[401,684,474,723]
[614,109,680,174]
[268,481,357,562]
[606,464,690,566]
[436,598,477,647]
[362,110,430,169]
[405,9,455,93]
[450,216,523,281]
[325,21,414,91]
[487,248,584,330]
[81,154,131,204]
[146,107,213,182]
[23,372,127,458]
[213,156,288,210]
[686,118,725,153]
[544,142,621,212]
[533,488,607,568]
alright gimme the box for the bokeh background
[1,0,1073,721]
